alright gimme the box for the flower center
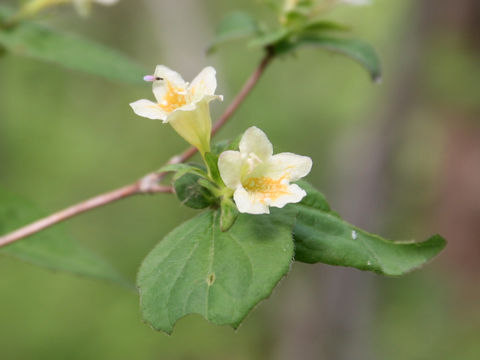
[243,176,289,203]
[159,82,187,113]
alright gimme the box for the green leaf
[303,20,350,33]
[275,35,382,82]
[204,152,223,186]
[292,181,446,275]
[174,173,216,209]
[137,208,296,334]
[211,135,242,154]
[249,28,290,49]
[208,11,259,54]
[220,197,238,232]
[157,163,208,181]
[0,6,146,83]
[210,139,231,154]
[0,188,128,285]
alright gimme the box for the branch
[0,51,274,247]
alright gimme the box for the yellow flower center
[243,176,289,203]
[159,82,187,113]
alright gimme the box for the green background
[1,0,479,359]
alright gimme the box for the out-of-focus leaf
[211,135,242,154]
[0,188,128,285]
[208,11,259,54]
[0,6,146,83]
[157,163,208,181]
[292,181,447,275]
[275,35,382,82]
[249,28,290,48]
[303,20,350,33]
[137,208,296,334]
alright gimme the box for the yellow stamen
[159,81,187,113]
[243,176,289,203]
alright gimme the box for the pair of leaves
[0,187,128,285]
[161,156,237,231]
[137,181,445,333]
[159,162,218,210]
[209,11,381,81]
[0,5,146,83]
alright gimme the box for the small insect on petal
[131,65,222,155]
[143,75,155,82]
[144,75,164,82]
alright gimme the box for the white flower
[73,0,119,17]
[339,0,372,6]
[283,0,300,13]
[218,127,312,214]
[130,66,223,155]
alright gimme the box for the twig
[0,51,274,247]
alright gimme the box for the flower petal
[218,151,243,189]
[340,0,372,6]
[234,187,270,214]
[266,152,312,181]
[189,67,218,99]
[130,99,167,121]
[73,0,92,16]
[153,65,187,103]
[94,0,119,5]
[269,184,306,208]
[239,126,273,161]
[167,101,212,154]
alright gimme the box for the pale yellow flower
[73,0,119,17]
[218,127,312,214]
[283,0,300,13]
[339,0,371,6]
[130,66,223,156]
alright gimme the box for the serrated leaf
[208,11,259,54]
[275,35,382,82]
[0,6,146,83]
[137,208,296,334]
[292,182,446,275]
[0,188,128,285]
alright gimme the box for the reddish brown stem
[0,181,173,248]
[212,51,274,136]
[0,51,274,247]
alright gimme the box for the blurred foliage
[0,5,146,83]
[0,0,479,359]
[0,187,128,284]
